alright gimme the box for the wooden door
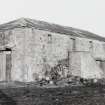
[0,52,6,81]
[6,51,12,81]
[0,51,12,82]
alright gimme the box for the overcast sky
[0,0,105,37]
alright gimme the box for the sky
[0,0,105,37]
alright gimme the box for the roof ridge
[0,18,104,41]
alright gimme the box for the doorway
[5,49,12,82]
[0,48,12,82]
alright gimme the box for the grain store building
[0,18,105,82]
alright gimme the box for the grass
[0,82,104,105]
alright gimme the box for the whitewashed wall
[1,27,105,82]
[4,28,72,81]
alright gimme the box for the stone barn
[0,18,105,82]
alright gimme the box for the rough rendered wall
[4,28,71,82]
[5,29,28,81]
[81,52,104,79]
[1,27,105,82]
[69,52,81,76]
[23,28,71,81]
[70,51,104,79]
[70,37,105,79]
[92,40,105,60]
[74,37,105,60]
[75,37,91,52]
[0,29,32,81]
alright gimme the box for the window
[96,59,105,70]
[96,60,101,66]
[71,38,76,51]
[48,34,52,43]
[89,41,93,51]
[5,48,12,51]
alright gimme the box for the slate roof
[0,18,105,41]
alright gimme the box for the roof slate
[0,18,105,41]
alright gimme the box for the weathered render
[0,18,105,82]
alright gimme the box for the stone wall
[75,37,91,52]
[0,27,105,81]
[69,37,105,79]
[92,40,105,60]
[74,37,105,60]
[3,28,72,82]
[69,52,104,79]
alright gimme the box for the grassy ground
[0,82,105,105]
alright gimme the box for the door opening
[6,51,12,81]
[0,48,12,82]
[5,48,12,82]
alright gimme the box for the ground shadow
[0,90,17,105]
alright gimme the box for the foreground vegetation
[0,81,104,105]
